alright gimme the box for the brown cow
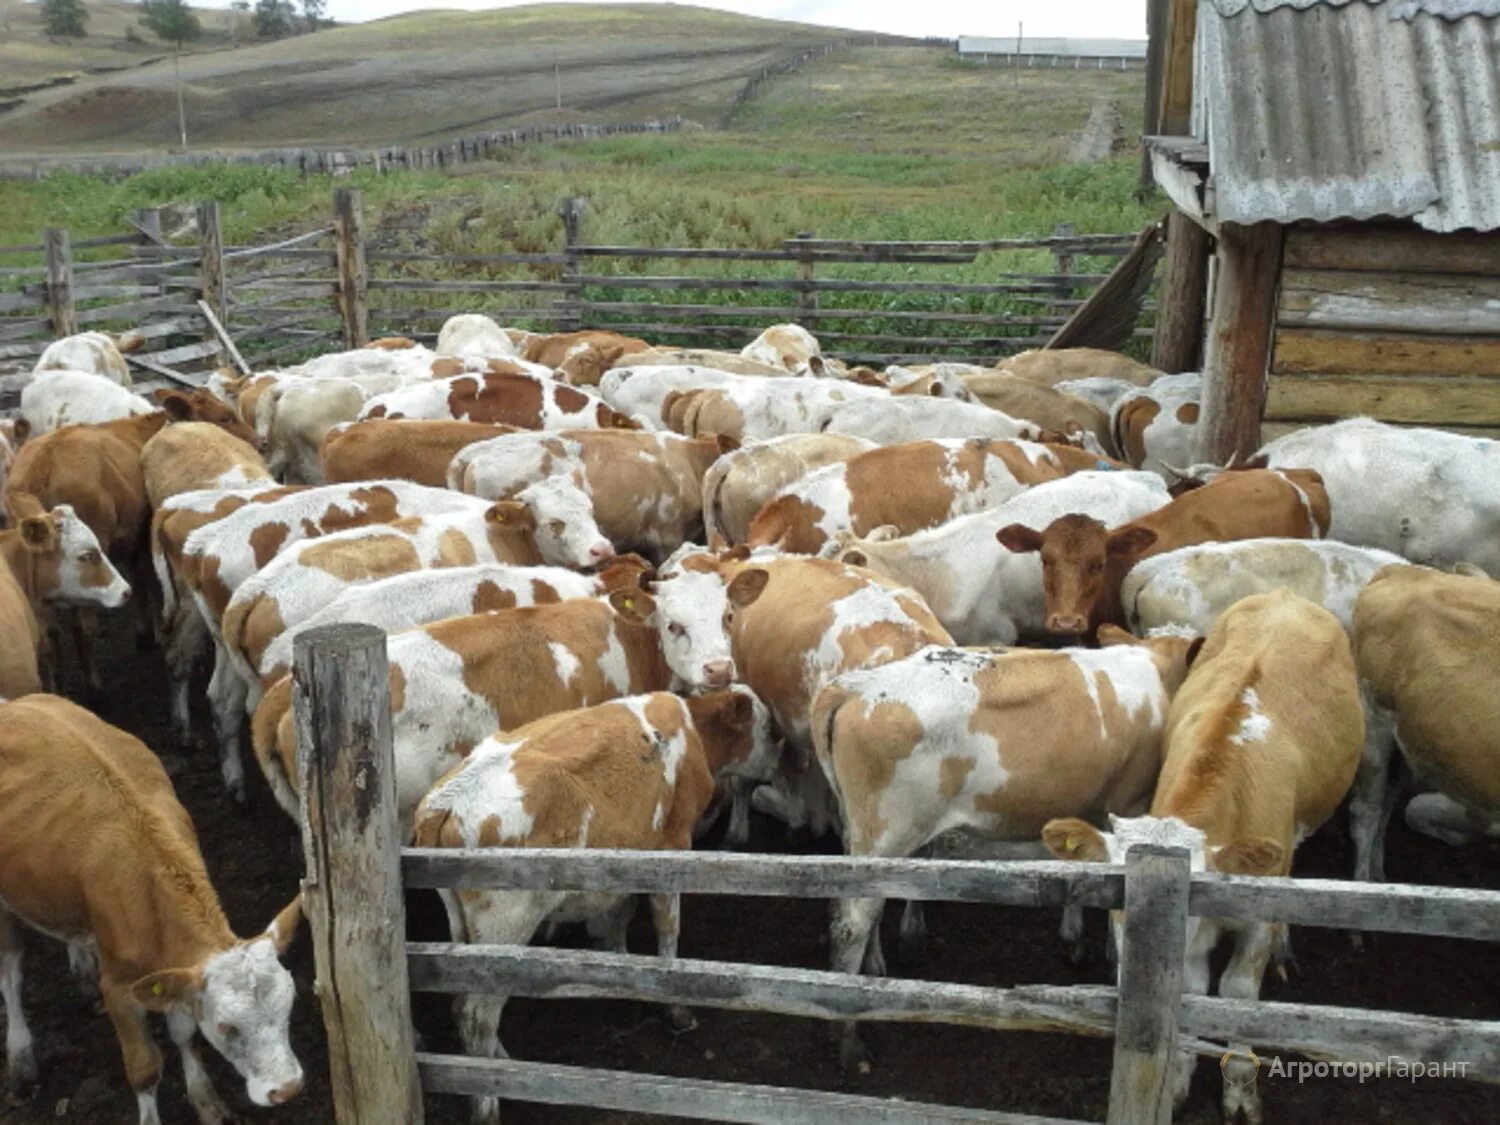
[141,422,272,510]
[359,369,640,430]
[320,419,521,486]
[520,330,652,384]
[998,468,1330,636]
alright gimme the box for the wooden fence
[293,624,1500,1125]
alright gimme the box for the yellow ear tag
[152,983,164,996]
[1065,835,1081,852]
[622,596,635,610]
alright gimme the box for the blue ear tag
[1095,460,1115,471]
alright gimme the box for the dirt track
[6,611,1499,1124]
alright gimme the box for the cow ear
[996,523,1044,554]
[840,548,869,568]
[597,554,653,592]
[1041,818,1109,862]
[707,530,729,552]
[1107,526,1157,559]
[719,690,755,730]
[712,433,740,455]
[726,568,769,609]
[718,544,751,564]
[10,418,30,444]
[260,895,303,958]
[485,501,534,531]
[1096,625,1137,648]
[1185,636,1206,668]
[158,392,193,421]
[132,966,203,1012]
[1212,836,1284,876]
[19,515,56,552]
[608,588,656,624]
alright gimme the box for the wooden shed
[1142,0,1500,460]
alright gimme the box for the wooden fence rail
[291,625,1500,1125]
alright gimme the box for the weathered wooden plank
[368,250,569,266]
[366,278,571,294]
[76,295,197,326]
[1197,221,1282,462]
[126,355,203,388]
[332,189,368,349]
[0,316,51,342]
[294,625,423,1125]
[1272,328,1500,378]
[1265,374,1500,426]
[574,275,1107,295]
[150,339,223,367]
[44,228,75,337]
[0,336,49,359]
[366,306,573,324]
[223,227,334,260]
[417,1054,1085,1125]
[784,235,1132,254]
[578,302,1075,325]
[197,200,227,368]
[71,233,139,250]
[1279,269,1500,335]
[73,284,162,302]
[573,245,980,264]
[1152,209,1210,372]
[0,291,45,314]
[1284,226,1500,276]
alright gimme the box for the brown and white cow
[1110,373,1202,478]
[1354,565,1500,860]
[959,374,1112,455]
[811,629,1201,1071]
[141,422,272,511]
[519,330,652,384]
[995,347,1163,388]
[0,695,302,1124]
[33,330,143,385]
[359,369,639,430]
[0,495,130,700]
[449,429,727,559]
[745,438,1123,554]
[319,418,520,486]
[741,323,822,372]
[412,688,776,1123]
[1045,591,1363,1124]
[998,468,1330,638]
[701,432,875,546]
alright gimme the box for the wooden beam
[1148,146,1211,230]
[1158,0,1198,135]
[1140,0,1170,197]
[43,227,75,337]
[1265,374,1500,426]
[1151,209,1212,372]
[294,624,423,1125]
[1279,269,1500,335]
[1196,221,1283,462]
[331,188,368,348]
[1272,328,1500,378]
[1283,226,1500,276]
[197,200,226,366]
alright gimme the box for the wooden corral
[292,625,1500,1125]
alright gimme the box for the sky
[197,0,1147,40]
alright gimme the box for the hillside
[0,2,859,152]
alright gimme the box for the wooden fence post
[197,200,227,364]
[1107,844,1191,1125]
[294,624,423,1125]
[43,228,75,338]
[1050,222,1076,322]
[557,196,586,332]
[333,187,369,348]
[1151,210,1211,372]
[792,231,817,328]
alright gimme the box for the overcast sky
[199,1,1146,40]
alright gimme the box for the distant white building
[955,36,1148,68]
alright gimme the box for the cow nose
[267,1077,304,1105]
[119,585,132,603]
[1047,614,1088,635]
[702,660,734,689]
[588,542,614,563]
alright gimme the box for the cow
[959,374,1112,454]
[822,395,1040,445]
[219,489,615,706]
[251,594,676,828]
[0,694,303,1124]
[519,330,651,381]
[436,313,521,360]
[359,370,639,431]
[21,371,154,434]
[812,628,1202,1072]
[449,429,726,560]
[829,470,1170,645]
[1110,372,1202,478]
[620,349,792,377]
[0,494,131,701]
[1355,565,1500,865]
[664,378,881,442]
[995,347,1163,388]
[319,419,520,487]
[702,432,875,545]
[0,419,27,513]
[1254,417,1500,576]
[997,468,1330,638]
[1044,591,1363,1125]
[33,330,142,385]
[1122,538,1408,638]
[411,688,777,1124]
[745,438,1119,555]
[875,365,978,401]
[1052,376,1139,414]
[141,422,272,510]
[741,323,822,372]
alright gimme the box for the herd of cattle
[0,316,1496,1125]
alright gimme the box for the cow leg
[67,942,97,1001]
[166,606,209,746]
[585,897,634,955]
[166,1009,232,1125]
[71,606,104,702]
[898,900,928,959]
[725,777,752,847]
[207,642,248,803]
[1406,792,1500,846]
[1350,693,1396,884]
[830,893,884,1075]
[1218,924,1274,1125]
[1059,904,1087,963]
[649,893,695,1031]
[1171,921,1217,1110]
[101,984,164,1125]
[0,911,37,1102]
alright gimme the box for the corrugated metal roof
[1213,0,1500,17]
[1198,1,1500,230]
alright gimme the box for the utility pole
[174,47,188,150]
[554,55,562,112]
[1016,21,1023,88]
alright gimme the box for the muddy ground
[5,612,1498,1125]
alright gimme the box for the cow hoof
[668,1005,697,1032]
[6,1050,39,1104]
[838,1034,873,1078]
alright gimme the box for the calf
[830,470,1170,645]
[746,438,1116,554]
[741,323,822,372]
[21,370,153,434]
[360,369,638,430]
[822,395,1039,444]
[1110,372,1202,478]
[960,374,1111,454]
[0,697,302,1124]
[702,432,874,545]
[141,421,271,510]
[33,330,141,385]
[412,688,775,1125]
[665,377,880,441]
[1355,565,1500,865]
[449,429,726,559]
[0,495,131,700]
[1045,591,1363,1125]
[320,418,521,486]
[520,329,651,381]
[999,468,1330,638]
[813,630,1201,1072]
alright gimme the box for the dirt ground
[5,611,1498,1125]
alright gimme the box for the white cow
[436,313,520,360]
[822,395,1039,444]
[1110,372,1202,478]
[33,331,139,385]
[21,371,154,434]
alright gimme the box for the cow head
[685,685,780,786]
[559,342,628,387]
[132,897,304,1108]
[996,515,1157,636]
[598,399,642,431]
[488,479,615,570]
[156,388,262,450]
[8,494,130,608]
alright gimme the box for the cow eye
[549,519,565,533]
[81,550,100,564]
[668,622,686,638]
[218,1023,240,1043]
[1088,560,1103,574]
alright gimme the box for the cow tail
[150,512,178,622]
[250,677,300,818]
[702,458,731,546]
[809,685,850,823]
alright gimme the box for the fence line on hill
[292,624,1500,1125]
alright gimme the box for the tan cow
[320,418,521,486]
[995,347,1162,387]
[960,373,1112,455]
[741,323,822,372]
[0,695,303,1122]
[1045,591,1363,1124]
[1354,565,1500,856]
[701,432,875,545]
[141,422,272,510]
[0,495,130,700]
[998,468,1330,637]
[519,330,652,384]
[812,629,1202,1071]
[412,688,776,1123]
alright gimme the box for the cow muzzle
[700,660,735,690]
[1046,613,1089,636]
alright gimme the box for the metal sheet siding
[1199,3,1500,230]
